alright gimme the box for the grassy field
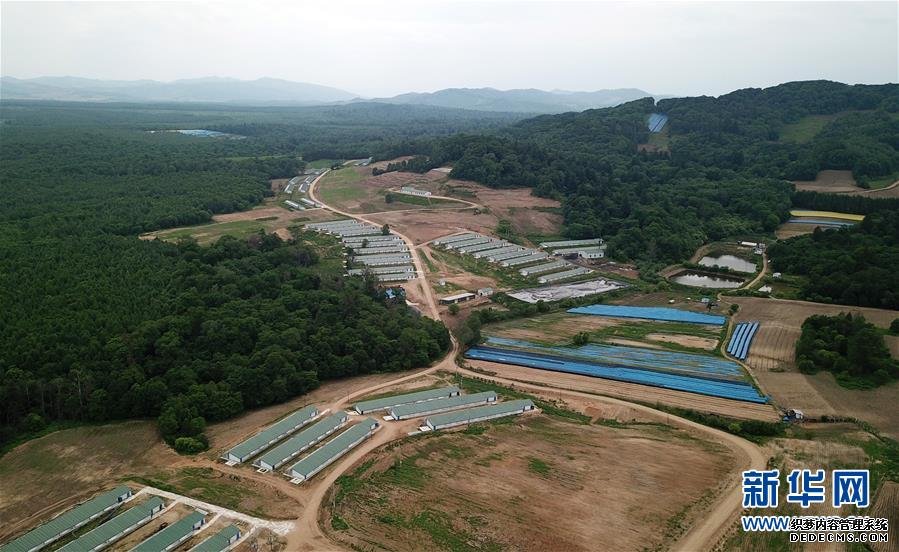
[305,158,341,169]
[150,220,267,244]
[315,166,368,205]
[867,172,899,190]
[779,113,843,143]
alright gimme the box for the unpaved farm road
[286,170,769,551]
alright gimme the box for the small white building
[399,186,432,197]
[477,287,494,297]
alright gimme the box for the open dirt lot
[730,297,898,372]
[466,359,780,421]
[645,333,719,351]
[775,222,817,239]
[792,170,862,193]
[323,413,734,552]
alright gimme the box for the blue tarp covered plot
[465,345,768,403]
[568,304,726,325]
[648,113,668,132]
[727,322,760,360]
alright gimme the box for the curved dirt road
[288,168,767,552]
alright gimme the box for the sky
[1,0,896,97]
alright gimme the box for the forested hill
[382,81,898,266]
[0,103,454,452]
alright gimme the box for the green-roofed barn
[0,486,133,552]
[187,525,241,552]
[353,386,459,414]
[287,419,379,482]
[425,400,536,430]
[253,412,348,472]
[388,391,497,420]
[55,496,164,552]
[222,405,319,464]
[130,511,205,552]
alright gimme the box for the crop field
[465,343,767,403]
[788,209,865,221]
[870,481,899,552]
[323,407,734,552]
[792,169,862,193]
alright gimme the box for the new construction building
[222,406,318,464]
[539,238,603,249]
[388,391,497,420]
[187,525,241,552]
[55,497,165,552]
[519,260,569,276]
[356,254,412,266]
[432,233,480,246]
[254,412,349,472]
[538,267,593,284]
[439,292,475,305]
[287,419,380,482]
[353,386,461,414]
[130,511,205,552]
[2,486,134,552]
[502,251,549,267]
[425,400,536,430]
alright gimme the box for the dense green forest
[0,102,469,450]
[768,211,899,309]
[796,313,898,387]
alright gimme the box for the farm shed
[477,287,494,297]
[488,248,536,263]
[254,412,349,471]
[399,186,431,196]
[388,391,498,420]
[432,233,480,246]
[335,226,382,237]
[539,238,602,249]
[439,292,475,305]
[519,260,569,276]
[472,245,522,259]
[55,497,164,552]
[357,254,412,266]
[1,486,133,552]
[425,400,536,430]
[346,265,415,276]
[342,235,401,245]
[222,405,318,464]
[352,245,409,256]
[131,511,205,552]
[538,267,593,284]
[376,273,416,282]
[502,251,549,267]
[353,386,461,414]
[446,237,494,251]
[299,198,320,208]
[287,419,380,482]
[576,247,605,259]
[187,525,241,552]
[283,200,304,210]
[305,220,357,231]
[457,240,506,254]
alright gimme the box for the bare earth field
[324,413,734,552]
[645,332,719,350]
[792,170,861,193]
[732,297,899,437]
[775,222,817,239]
[870,481,899,552]
[467,359,780,421]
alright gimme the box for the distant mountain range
[0,76,654,112]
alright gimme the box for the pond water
[672,271,744,289]
[698,255,757,273]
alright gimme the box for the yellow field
[789,209,865,221]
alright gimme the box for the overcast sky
[1,1,896,97]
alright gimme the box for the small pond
[698,255,757,274]
[672,271,744,289]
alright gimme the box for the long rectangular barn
[131,511,206,552]
[253,412,349,472]
[187,525,241,552]
[287,419,380,483]
[1,486,133,552]
[425,400,536,430]
[222,405,319,464]
[388,391,497,420]
[353,386,460,414]
[56,497,165,552]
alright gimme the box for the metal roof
[357,254,412,265]
[472,245,521,258]
[130,511,204,552]
[539,238,602,248]
[440,292,475,302]
[354,386,460,413]
[187,525,240,552]
[502,252,549,267]
[426,400,535,428]
[488,249,537,262]
[389,391,497,419]
[226,406,317,461]
[288,419,377,478]
[347,265,414,275]
[458,240,506,253]
[444,237,492,250]
[352,246,409,255]
[56,496,164,552]
[538,267,593,283]
[433,233,481,245]
[2,486,132,552]
[519,260,569,275]
[254,412,348,470]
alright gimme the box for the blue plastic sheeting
[485,337,744,381]
[727,322,760,360]
[568,304,726,325]
[465,346,768,403]
[648,113,668,133]
[787,218,856,226]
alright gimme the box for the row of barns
[304,220,417,282]
[432,233,604,284]
[220,386,537,485]
[1,487,241,552]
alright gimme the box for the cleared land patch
[323,412,733,552]
[792,170,862,193]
